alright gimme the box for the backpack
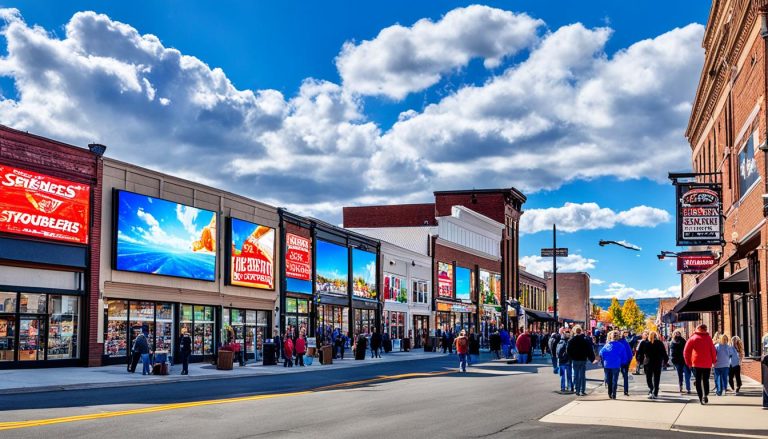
[557,340,569,364]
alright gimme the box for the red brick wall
[434,193,506,223]
[433,240,501,302]
[285,222,311,239]
[343,204,436,227]
[546,272,589,323]
[88,158,103,366]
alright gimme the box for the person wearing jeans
[618,331,633,395]
[454,330,469,373]
[141,353,151,375]
[599,330,623,400]
[669,330,691,393]
[567,325,595,396]
[713,334,731,396]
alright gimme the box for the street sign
[541,248,568,257]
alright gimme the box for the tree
[590,303,602,320]
[606,297,625,328]
[644,317,658,334]
[622,298,645,333]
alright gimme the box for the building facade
[545,272,590,327]
[0,125,102,369]
[519,268,553,332]
[682,0,768,368]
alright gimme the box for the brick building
[0,125,102,368]
[519,268,553,332]
[545,272,590,327]
[680,0,768,378]
[344,187,526,329]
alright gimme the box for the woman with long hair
[639,331,668,399]
[599,330,623,400]
[729,336,744,394]
[669,330,691,394]
[713,333,731,396]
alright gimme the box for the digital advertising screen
[455,266,472,301]
[437,262,453,299]
[229,218,275,289]
[0,164,90,244]
[480,270,501,306]
[315,240,348,295]
[285,232,312,294]
[114,190,217,281]
[352,248,377,300]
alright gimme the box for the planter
[217,350,234,370]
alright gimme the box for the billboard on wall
[315,240,348,295]
[0,164,90,244]
[384,274,407,303]
[352,248,377,300]
[480,270,502,306]
[677,253,716,274]
[676,183,722,246]
[228,218,275,289]
[455,266,472,301]
[285,232,312,294]
[114,190,217,281]
[437,262,453,298]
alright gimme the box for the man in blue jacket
[499,325,511,359]
[618,330,633,395]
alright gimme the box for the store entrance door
[413,315,429,348]
[18,316,45,362]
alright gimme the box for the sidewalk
[0,350,443,395]
[540,366,768,437]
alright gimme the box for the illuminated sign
[0,164,90,244]
[229,218,275,289]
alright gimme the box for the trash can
[217,350,234,370]
[321,345,333,365]
[262,343,276,366]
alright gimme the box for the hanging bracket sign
[675,182,723,246]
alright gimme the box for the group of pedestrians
[281,328,308,367]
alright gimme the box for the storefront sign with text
[677,253,716,274]
[286,233,311,281]
[676,183,722,246]
[230,218,275,289]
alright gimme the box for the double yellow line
[0,371,451,431]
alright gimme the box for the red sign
[230,218,275,289]
[677,254,716,274]
[437,262,453,298]
[286,233,311,281]
[0,164,90,244]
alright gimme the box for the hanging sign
[676,182,722,246]
[677,252,716,274]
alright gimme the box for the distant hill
[590,298,666,318]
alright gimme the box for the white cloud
[135,208,189,250]
[590,278,605,285]
[593,282,680,300]
[337,5,543,100]
[520,202,670,234]
[519,254,597,278]
[175,204,199,236]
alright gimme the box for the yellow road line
[0,370,451,431]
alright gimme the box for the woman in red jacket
[283,336,294,368]
[295,330,307,367]
[683,324,717,404]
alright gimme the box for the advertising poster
[480,270,502,306]
[285,233,312,294]
[115,191,217,281]
[229,218,275,289]
[0,164,90,244]
[676,183,722,246]
[677,253,716,274]
[437,262,453,298]
[455,266,472,301]
[352,248,377,299]
[315,240,348,295]
[384,274,407,303]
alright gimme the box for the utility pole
[553,224,558,323]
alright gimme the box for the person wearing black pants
[179,329,192,375]
[694,367,711,401]
[637,331,667,399]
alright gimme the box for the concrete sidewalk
[540,366,768,437]
[0,350,444,395]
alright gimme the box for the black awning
[352,299,379,310]
[661,311,702,324]
[673,270,721,313]
[317,294,348,306]
[524,308,556,322]
[719,267,749,294]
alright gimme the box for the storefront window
[0,315,14,362]
[20,293,47,314]
[412,280,428,304]
[224,308,271,358]
[384,311,405,339]
[47,295,79,360]
[105,300,128,358]
[105,299,175,358]
[0,292,17,313]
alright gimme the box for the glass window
[105,299,129,358]
[155,303,174,352]
[286,298,298,314]
[739,132,759,199]
[47,295,79,360]
[297,299,309,314]
[0,315,15,362]
[19,294,46,314]
[0,292,16,313]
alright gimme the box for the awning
[661,311,702,324]
[673,270,721,313]
[524,308,556,322]
[719,267,749,294]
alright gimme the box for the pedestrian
[499,325,511,359]
[127,327,141,373]
[638,331,667,399]
[634,330,648,375]
[132,327,151,376]
[489,328,501,359]
[371,327,382,358]
[599,331,623,400]
[283,334,294,367]
[442,328,450,354]
[567,325,595,396]
[454,329,469,372]
[295,329,307,367]
[468,328,480,364]
[179,328,192,375]
[729,335,744,394]
[683,324,717,404]
[549,328,562,374]
[516,330,531,364]
[448,329,455,354]
[541,331,550,356]
[669,330,691,394]
[617,330,633,396]
[556,328,573,393]
[714,333,731,396]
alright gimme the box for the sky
[0,1,712,300]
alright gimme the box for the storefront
[0,128,100,368]
[99,158,279,366]
[436,302,476,334]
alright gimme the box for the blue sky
[0,2,711,300]
[316,240,348,283]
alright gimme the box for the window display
[224,308,270,358]
[47,295,79,360]
[104,299,175,358]
[105,300,128,357]
[0,316,15,362]
[181,304,215,356]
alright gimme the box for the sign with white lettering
[676,183,722,246]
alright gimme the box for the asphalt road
[0,354,703,439]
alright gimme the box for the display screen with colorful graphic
[285,232,312,294]
[0,164,91,244]
[315,240,348,295]
[480,270,502,306]
[455,266,472,301]
[114,190,217,281]
[384,274,408,303]
[352,248,377,299]
[229,218,275,289]
[437,262,453,298]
